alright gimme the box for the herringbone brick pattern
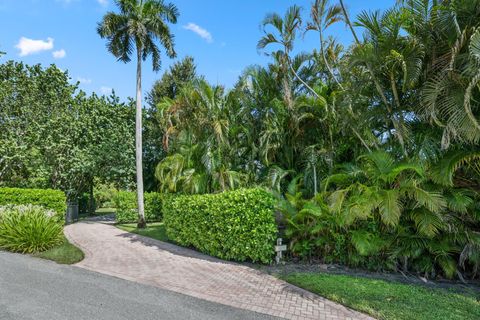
[65,220,374,320]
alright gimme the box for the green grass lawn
[95,207,116,215]
[116,222,170,242]
[33,236,84,264]
[282,273,480,320]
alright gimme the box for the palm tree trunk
[289,64,323,101]
[339,0,360,44]
[136,46,146,229]
[319,28,343,89]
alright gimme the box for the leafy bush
[0,187,66,221]
[0,205,63,253]
[163,188,277,263]
[94,184,117,208]
[113,191,162,223]
[279,152,480,279]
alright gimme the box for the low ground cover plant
[0,205,63,253]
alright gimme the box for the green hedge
[163,188,277,263]
[113,191,162,223]
[0,188,66,220]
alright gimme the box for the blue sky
[0,0,394,101]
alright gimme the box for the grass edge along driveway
[33,235,84,265]
[115,222,480,320]
[282,272,480,320]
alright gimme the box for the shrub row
[113,191,162,223]
[0,188,66,220]
[163,188,277,263]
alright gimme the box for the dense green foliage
[33,236,84,264]
[93,184,118,209]
[278,153,480,278]
[113,191,162,223]
[0,205,63,253]
[163,188,277,263]
[282,272,480,320]
[148,0,480,279]
[0,187,66,220]
[0,61,136,200]
[2,0,480,279]
[144,56,199,191]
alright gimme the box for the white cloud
[97,0,108,7]
[77,77,92,85]
[100,86,112,94]
[183,23,213,43]
[15,37,54,57]
[52,49,66,59]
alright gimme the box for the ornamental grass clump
[0,205,63,253]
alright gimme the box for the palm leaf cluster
[145,0,480,279]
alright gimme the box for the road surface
[0,251,277,320]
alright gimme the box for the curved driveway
[64,219,373,320]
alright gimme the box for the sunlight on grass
[33,236,84,264]
[95,207,116,214]
[282,273,480,320]
[116,222,169,243]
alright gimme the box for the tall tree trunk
[319,27,343,89]
[136,46,146,229]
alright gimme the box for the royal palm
[98,0,179,227]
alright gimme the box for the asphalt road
[0,251,278,320]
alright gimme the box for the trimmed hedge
[113,191,162,223]
[0,188,66,220]
[163,188,277,263]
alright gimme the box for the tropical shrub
[113,191,162,223]
[0,205,63,253]
[163,188,277,263]
[280,152,480,279]
[0,187,66,221]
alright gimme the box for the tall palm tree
[305,0,343,88]
[258,5,312,108]
[97,0,179,228]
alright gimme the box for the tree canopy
[0,61,136,199]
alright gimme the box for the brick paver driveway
[65,219,373,320]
